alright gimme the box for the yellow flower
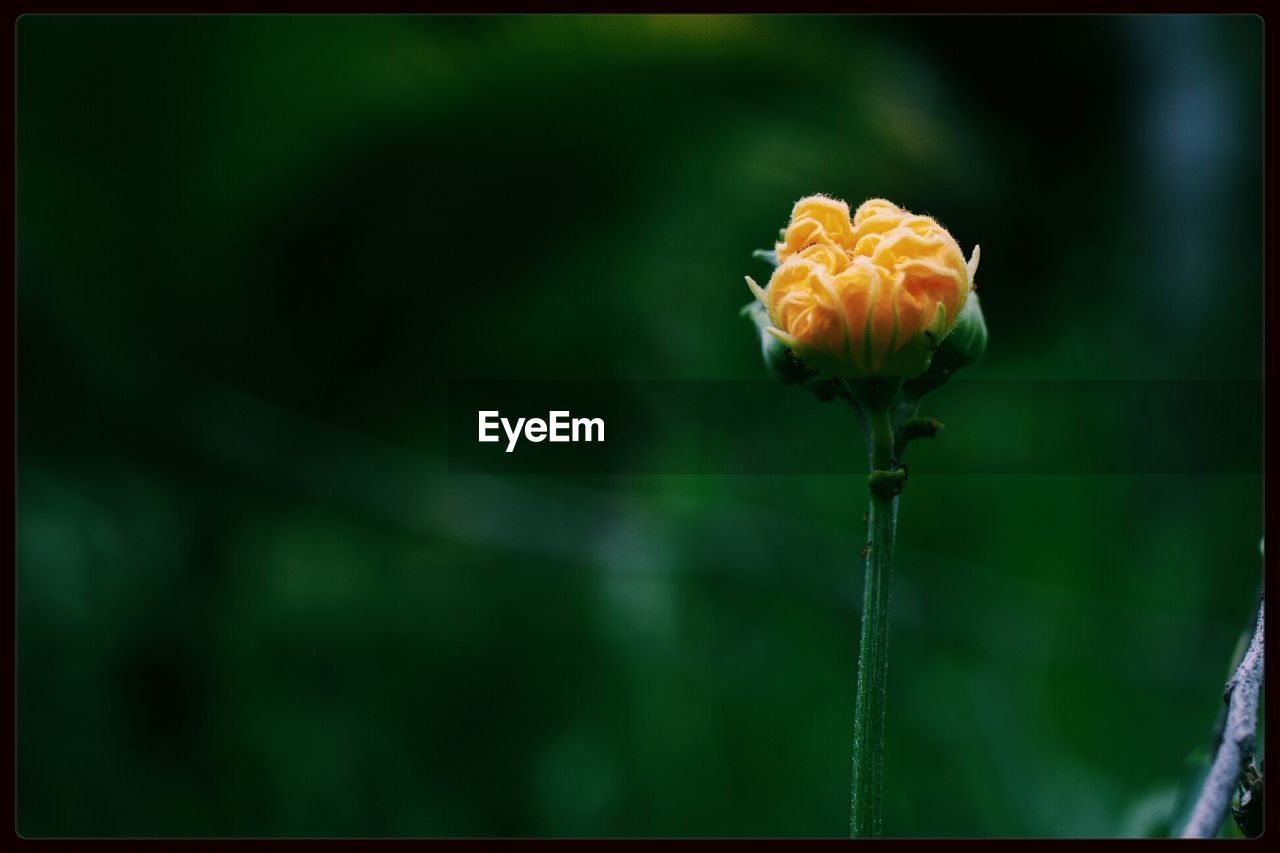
[746,195,979,379]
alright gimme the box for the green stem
[850,382,900,838]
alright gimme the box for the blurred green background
[16,14,1264,838]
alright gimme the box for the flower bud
[746,195,979,380]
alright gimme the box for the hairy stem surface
[850,384,900,838]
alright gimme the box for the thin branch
[1181,596,1265,838]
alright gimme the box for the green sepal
[752,247,779,267]
[901,291,988,402]
[741,301,818,386]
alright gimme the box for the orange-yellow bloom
[746,195,979,379]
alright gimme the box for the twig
[1180,596,1264,838]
